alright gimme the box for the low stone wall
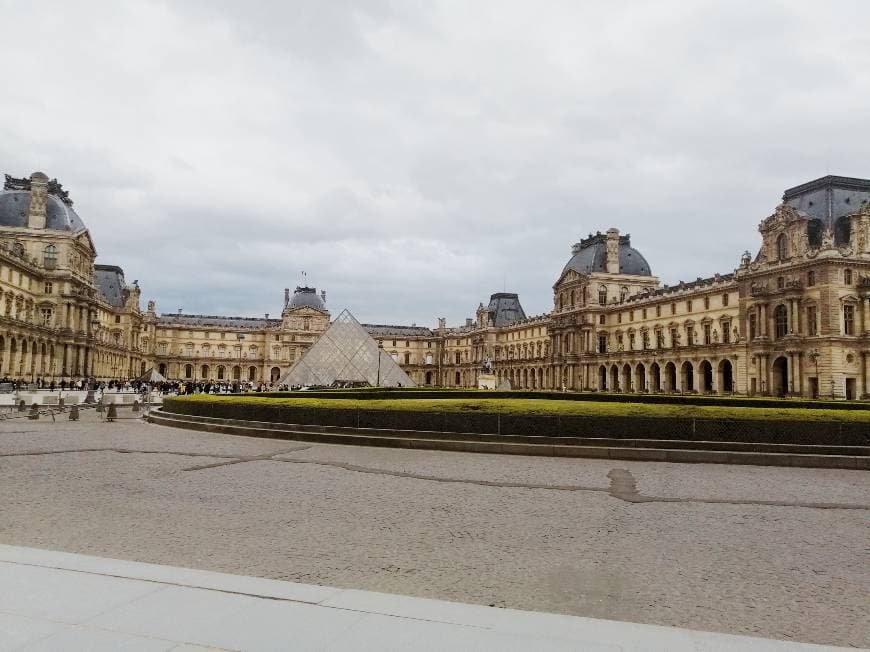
[163,398,869,447]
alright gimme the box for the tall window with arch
[776,233,788,261]
[774,304,788,338]
[598,285,607,306]
[43,244,58,270]
[844,269,853,285]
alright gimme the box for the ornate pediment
[759,203,804,234]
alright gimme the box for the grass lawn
[169,394,870,423]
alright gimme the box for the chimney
[28,172,49,229]
[605,227,620,274]
[265,313,269,319]
[321,290,326,303]
[437,317,446,330]
[284,288,290,307]
[465,318,473,327]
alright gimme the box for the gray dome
[0,190,86,232]
[288,286,325,311]
[562,234,652,277]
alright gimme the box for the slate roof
[562,233,652,277]
[94,265,127,308]
[158,314,282,329]
[0,190,87,232]
[363,324,434,337]
[782,175,870,226]
[487,293,526,327]
[288,286,325,311]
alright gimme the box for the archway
[158,362,166,377]
[184,364,193,379]
[634,364,647,392]
[771,356,788,397]
[455,371,461,386]
[425,371,433,385]
[699,360,713,393]
[718,359,734,393]
[680,361,694,392]
[217,365,225,380]
[621,364,632,392]
[270,366,281,383]
[610,364,619,391]
[649,362,661,393]
[232,365,241,381]
[201,365,210,379]
[248,366,257,382]
[598,365,607,391]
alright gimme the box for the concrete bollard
[132,400,140,413]
[69,405,80,421]
[28,403,39,420]
[106,403,118,422]
[18,400,26,412]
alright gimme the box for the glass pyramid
[277,309,416,387]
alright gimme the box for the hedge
[163,397,869,447]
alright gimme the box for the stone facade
[2,171,867,397]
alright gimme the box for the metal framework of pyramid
[277,309,416,387]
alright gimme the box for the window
[722,293,729,307]
[669,327,678,347]
[570,290,575,306]
[617,312,622,324]
[455,352,461,364]
[620,286,629,302]
[749,314,757,340]
[392,340,397,346]
[404,352,411,364]
[159,342,168,354]
[656,305,661,317]
[599,314,605,325]
[844,269,853,285]
[598,334,608,353]
[43,245,58,270]
[642,308,647,319]
[774,304,788,338]
[686,300,692,312]
[41,308,52,326]
[776,233,788,260]
[807,270,815,287]
[686,326,695,345]
[405,341,410,347]
[44,282,53,294]
[704,297,710,310]
[184,364,193,379]
[628,333,636,350]
[844,305,855,335]
[642,331,650,349]
[671,303,676,315]
[703,323,712,345]
[807,306,817,336]
[722,321,731,343]
[777,276,784,290]
[629,311,634,322]
[115,315,121,323]
[598,285,607,306]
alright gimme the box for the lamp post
[376,340,383,387]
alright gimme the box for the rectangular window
[669,328,678,347]
[598,334,608,353]
[722,293,729,307]
[686,326,695,345]
[655,305,661,317]
[722,321,731,343]
[807,271,815,287]
[704,324,711,344]
[629,311,634,322]
[628,334,636,350]
[749,314,757,340]
[41,308,52,326]
[642,308,647,319]
[44,282,53,294]
[704,297,710,310]
[115,315,121,323]
[844,305,855,335]
[807,306,817,336]
[671,303,676,315]
[686,300,692,312]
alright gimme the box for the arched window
[43,244,58,270]
[620,286,629,302]
[217,365,225,380]
[569,290,575,306]
[776,233,788,260]
[201,365,210,378]
[774,304,788,338]
[184,364,192,378]
[232,365,241,380]
[598,285,607,306]
[248,366,257,381]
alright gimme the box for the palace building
[1,171,868,398]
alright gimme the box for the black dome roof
[562,232,652,277]
[0,190,87,232]
[288,286,325,311]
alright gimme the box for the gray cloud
[1,0,868,325]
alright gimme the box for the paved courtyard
[0,410,867,648]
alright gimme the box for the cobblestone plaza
[1,413,867,648]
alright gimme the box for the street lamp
[376,340,383,386]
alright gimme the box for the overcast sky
[1,1,868,326]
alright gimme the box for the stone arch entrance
[718,359,734,393]
[610,364,619,391]
[598,365,607,390]
[634,364,647,392]
[664,362,677,392]
[772,356,788,397]
[270,366,281,383]
[699,360,714,393]
[680,361,694,392]
[649,362,661,392]
[621,364,632,392]
[425,371,433,385]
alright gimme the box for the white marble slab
[0,544,851,652]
